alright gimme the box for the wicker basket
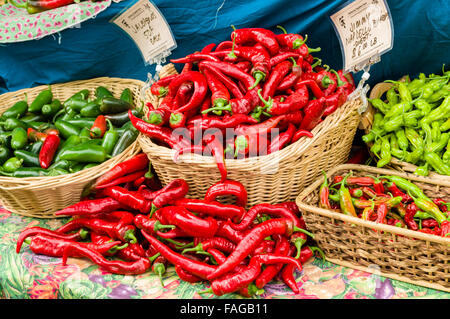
[360,78,450,181]
[0,77,146,218]
[139,64,363,208]
[296,163,450,292]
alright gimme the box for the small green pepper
[66,118,96,130]
[28,86,53,113]
[80,103,101,117]
[79,127,92,140]
[41,99,62,117]
[426,133,449,153]
[440,118,450,132]
[63,89,90,107]
[424,152,450,175]
[362,112,385,143]
[369,98,389,114]
[0,146,11,165]
[95,86,114,100]
[0,167,48,177]
[386,87,399,106]
[414,162,429,176]
[111,126,138,157]
[14,150,40,167]
[54,135,82,162]
[2,100,28,119]
[60,143,107,163]
[60,107,78,121]
[0,118,28,131]
[120,88,133,104]
[100,97,132,114]
[20,113,46,123]
[55,120,82,139]
[101,119,119,155]
[2,157,23,173]
[377,136,391,168]
[10,127,28,150]
[420,95,450,125]
[64,98,90,112]
[48,159,73,171]
[395,129,409,151]
[0,132,11,147]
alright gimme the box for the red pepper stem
[248,71,265,90]
[198,287,213,295]
[293,226,315,239]
[124,229,138,244]
[276,25,288,34]
[310,57,322,69]
[108,243,129,254]
[181,243,204,255]
[294,238,306,259]
[161,238,194,250]
[153,263,166,286]
[308,46,321,54]
[293,35,308,49]
[257,88,272,109]
[201,104,232,114]
[310,246,326,262]
[149,252,161,263]
[227,33,237,59]
[330,69,346,87]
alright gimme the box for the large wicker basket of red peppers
[296,164,450,292]
[135,26,362,208]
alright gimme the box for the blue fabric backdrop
[0,0,449,94]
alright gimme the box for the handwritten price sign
[330,0,393,72]
[111,0,177,65]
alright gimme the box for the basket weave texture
[360,78,450,182]
[0,77,145,218]
[296,163,450,292]
[139,64,363,208]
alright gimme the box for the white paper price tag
[330,0,394,73]
[111,0,177,65]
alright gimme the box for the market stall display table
[1,208,448,299]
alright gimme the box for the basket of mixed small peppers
[15,153,323,297]
[0,77,144,218]
[296,164,450,292]
[361,67,450,180]
[136,26,361,207]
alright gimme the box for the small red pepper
[54,197,124,217]
[375,202,388,224]
[174,198,245,222]
[262,60,292,100]
[215,220,248,244]
[295,79,325,99]
[299,97,326,131]
[199,60,256,92]
[167,71,208,113]
[199,63,244,99]
[440,220,450,237]
[90,115,107,138]
[275,25,307,50]
[202,67,230,110]
[319,171,332,209]
[149,179,189,215]
[39,133,60,169]
[203,132,227,182]
[175,264,203,283]
[170,52,220,64]
[204,179,248,208]
[291,128,314,143]
[182,237,237,255]
[27,128,48,142]
[267,123,296,154]
[62,244,151,275]
[322,87,348,117]
[230,27,280,56]
[150,74,179,97]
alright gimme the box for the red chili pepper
[188,114,258,130]
[232,203,304,231]
[204,179,248,208]
[54,197,124,217]
[333,70,355,93]
[322,87,348,117]
[234,61,252,73]
[375,202,388,224]
[207,218,303,280]
[207,253,301,296]
[103,186,152,214]
[295,79,324,99]
[57,217,138,243]
[172,82,194,110]
[169,111,187,129]
[231,27,280,56]
[94,153,149,189]
[267,123,296,154]
[275,25,307,50]
[258,85,309,117]
[254,235,291,289]
[182,237,237,255]
[291,128,314,143]
[299,97,326,131]
[203,132,227,182]
[149,179,189,215]
[158,206,219,238]
[440,220,450,237]
[133,214,175,235]
[22,234,122,258]
[262,60,292,100]
[16,227,88,253]
[166,71,208,113]
[146,105,171,127]
[90,232,127,257]
[27,128,48,142]
[199,60,255,92]
[170,52,220,64]
[421,219,439,229]
[142,231,217,279]
[175,264,203,283]
[95,169,147,190]
[201,43,216,53]
[386,182,413,202]
[280,245,299,293]
[89,115,107,138]
[38,133,60,169]
[433,198,449,213]
[202,67,231,109]
[319,171,332,209]
[276,57,304,92]
[129,110,190,150]
[215,40,234,51]
[150,74,178,97]
[117,242,147,262]
[215,220,248,244]
[174,198,245,222]
[418,227,442,236]
[62,244,151,275]
[199,63,244,99]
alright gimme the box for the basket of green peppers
[0,77,146,218]
[361,66,450,181]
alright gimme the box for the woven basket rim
[296,163,450,245]
[139,97,363,168]
[0,77,145,188]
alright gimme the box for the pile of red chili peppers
[16,153,324,297]
[320,171,450,237]
[135,26,355,180]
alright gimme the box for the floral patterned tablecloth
[1,208,449,299]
